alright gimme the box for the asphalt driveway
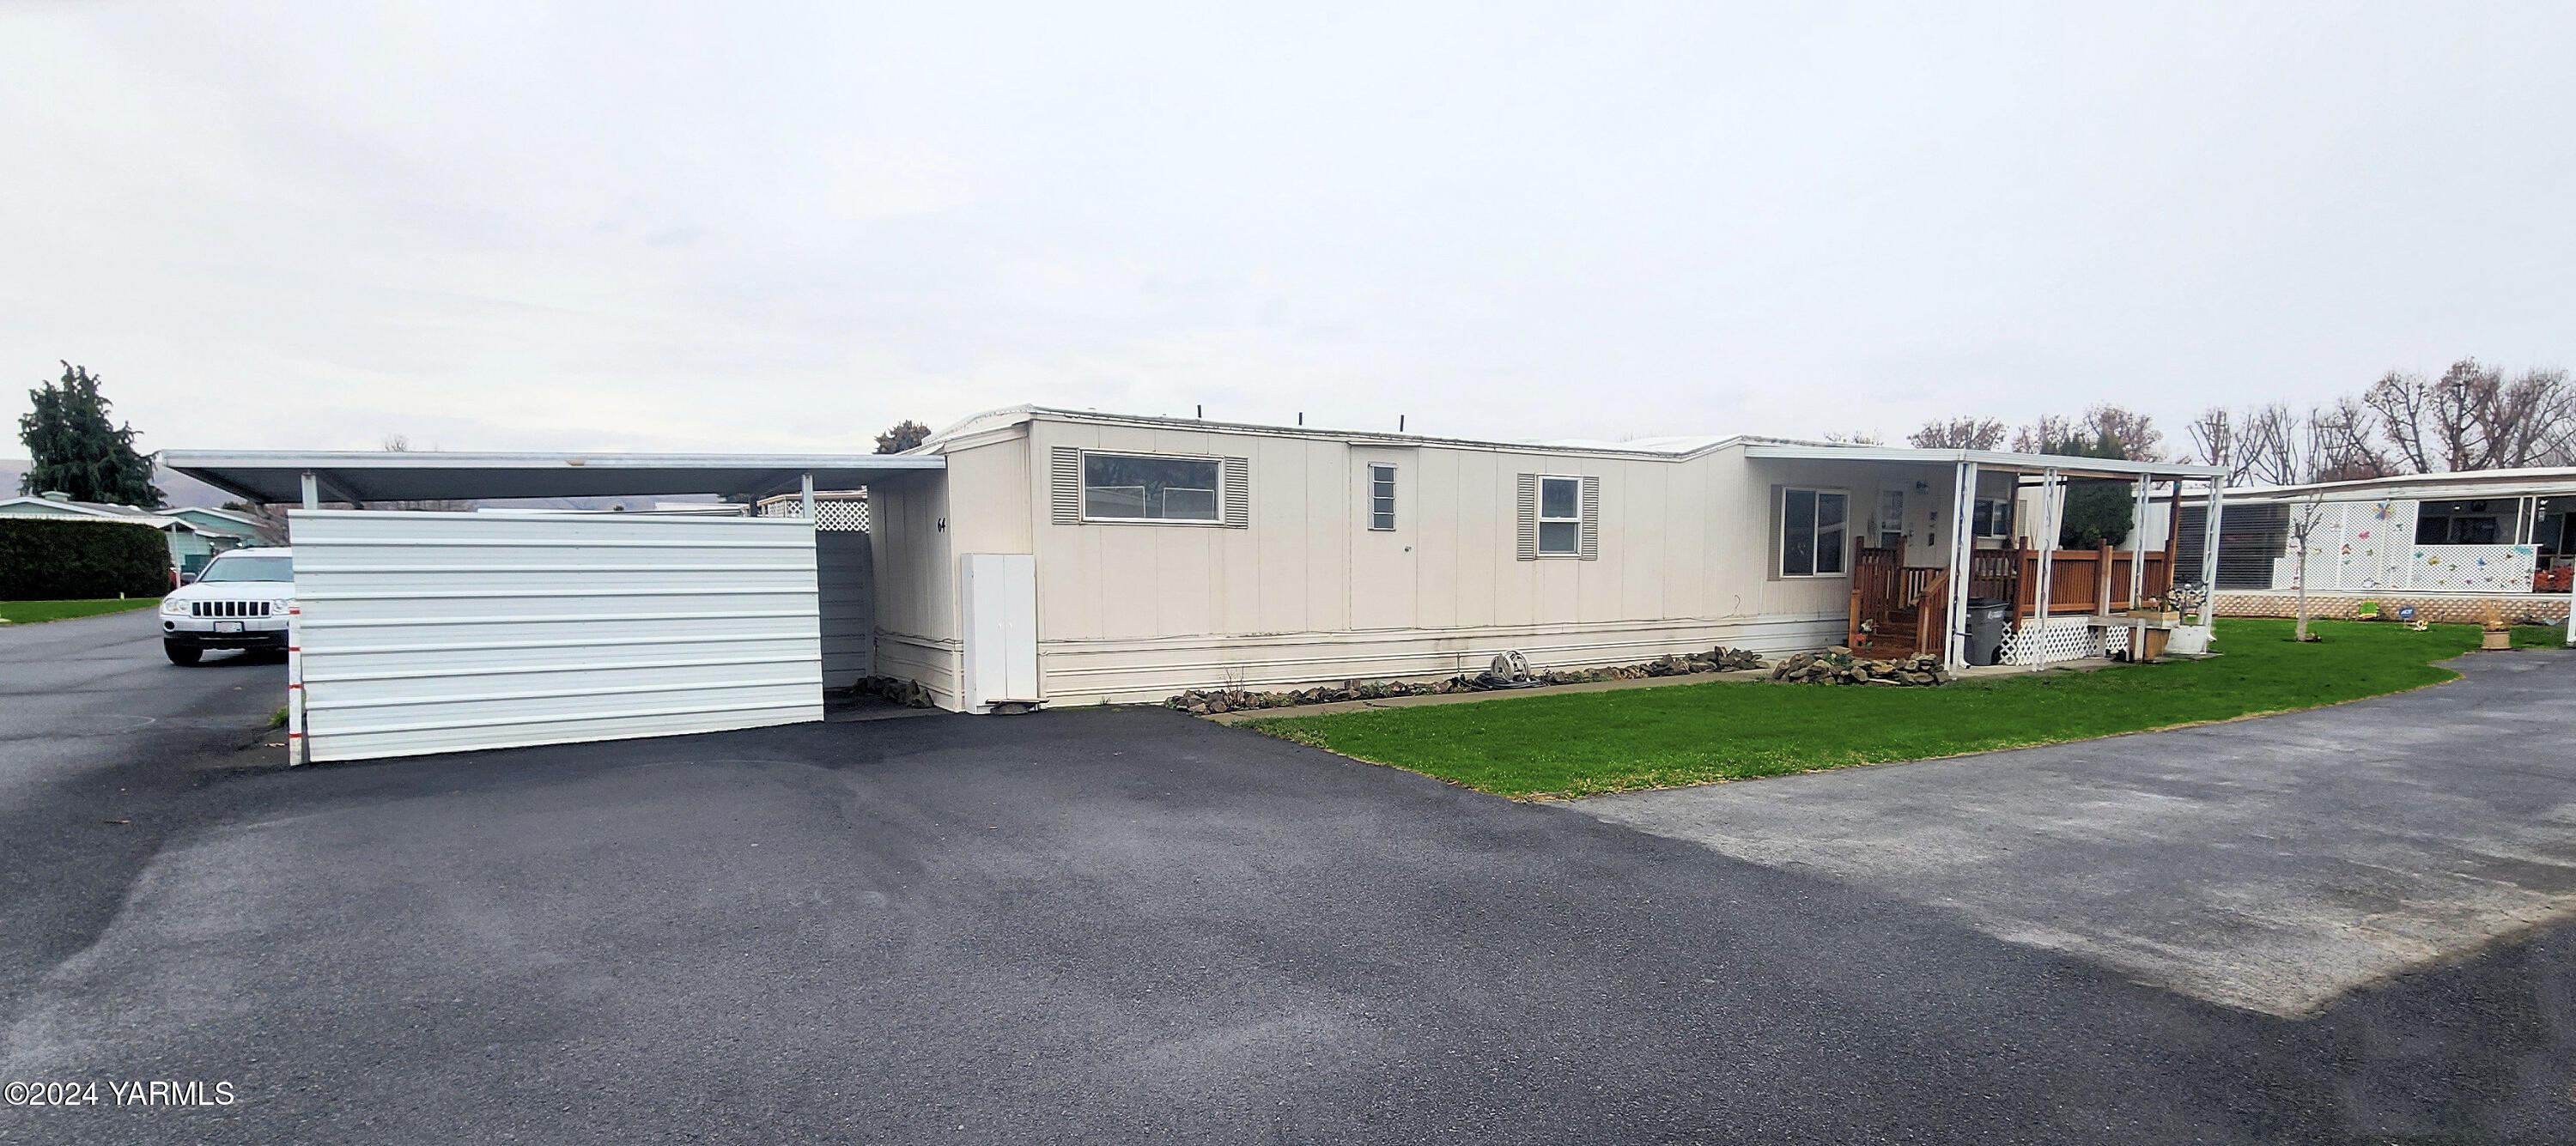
[1578,650,2576,1018]
[3,622,2572,1143]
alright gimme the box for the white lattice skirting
[2000,617,2121,666]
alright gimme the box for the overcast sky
[3,2,2568,457]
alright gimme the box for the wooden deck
[1850,543,2178,660]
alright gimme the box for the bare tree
[2366,358,2576,472]
[2310,397,2393,482]
[2009,415,2079,455]
[2286,494,2330,642]
[2188,407,2236,477]
[2193,404,2320,486]
[2081,404,2164,461]
[1907,417,2006,450]
[1823,429,1883,445]
[372,434,473,511]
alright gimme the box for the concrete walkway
[1575,649,2576,1017]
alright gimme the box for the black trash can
[1965,597,2012,667]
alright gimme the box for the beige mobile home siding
[1021,418,1871,705]
[866,468,961,709]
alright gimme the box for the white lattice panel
[2000,617,2121,666]
[756,493,871,531]
[2333,500,2412,592]
[2408,544,2536,591]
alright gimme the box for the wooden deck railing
[1850,542,2178,659]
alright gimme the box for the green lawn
[0,597,164,624]
[1244,618,2567,799]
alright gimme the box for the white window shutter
[1049,447,1081,524]
[1579,476,1601,560]
[1516,474,1539,561]
[1221,457,1250,527]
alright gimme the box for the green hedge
[0,518,171,600]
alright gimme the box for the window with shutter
[1049,447,1081,524]
[1515,475,1540,560]
[1052,448,1249,527]
[1519,474,1594,559]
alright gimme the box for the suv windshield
[197,555,293,583]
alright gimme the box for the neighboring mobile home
[2176,467,2576,624]
[0,492,212,575]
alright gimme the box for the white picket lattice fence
[756,491,871,531]
[2000,616,2122,666]
[2264,499,2536,593]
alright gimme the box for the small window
[1971,497,2014,539]
[1083,452,1221,523]
[1781,488,1849,577]
[1538,476,1581,555]
[1876,489,1906,550]
[1367,464,1396,531]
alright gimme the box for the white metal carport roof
[1739,442,2227,480]
[160,451,945,506]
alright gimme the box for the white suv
[160,547,294,665]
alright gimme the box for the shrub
[0,518,170,599]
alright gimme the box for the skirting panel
[2000,616,2121,666]
[2215,592,2570,624]
[1035,614,1846,705]
[873,631,964,712]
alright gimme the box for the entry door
[959,554,1039,709]
[1349,450,1418,629]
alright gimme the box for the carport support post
[2199,479,2227,642]
[2127,476,2151,658]
[1942,459,1978,670]
[800,471,815,519]
[300,470,319,511]
[2029,468,2060,671]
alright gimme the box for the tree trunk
[2294,552,2311,642]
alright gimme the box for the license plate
[215,621,244,634]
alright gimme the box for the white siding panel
[816,530,875,687]
[291,510,823,761]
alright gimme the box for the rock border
[1165,646,1772,715]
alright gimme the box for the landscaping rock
[852,676,939,708]
[1766,650,1950,688]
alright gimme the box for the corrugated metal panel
[290,510,823,762]
[2177,504,2288,590]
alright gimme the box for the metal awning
[1740,442,2225,480]
[160,450,945,506]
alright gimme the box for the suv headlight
[161,597,189,615]
[275,599,296,616]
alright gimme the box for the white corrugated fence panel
[290,510,823,762]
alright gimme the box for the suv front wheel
[164,640,203,666]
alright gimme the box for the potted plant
[2480,603,2512,651]
[2164,582,2214,656]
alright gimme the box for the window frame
[1778,486,1851,579]
[1367,463,1397,531]
[1971,496,2014,540]
[1078,451,1225,525]
[1535,475,1583,556]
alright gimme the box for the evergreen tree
[17,362,161,506]
[875,419,933,454]
[2042,430,2133,549]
